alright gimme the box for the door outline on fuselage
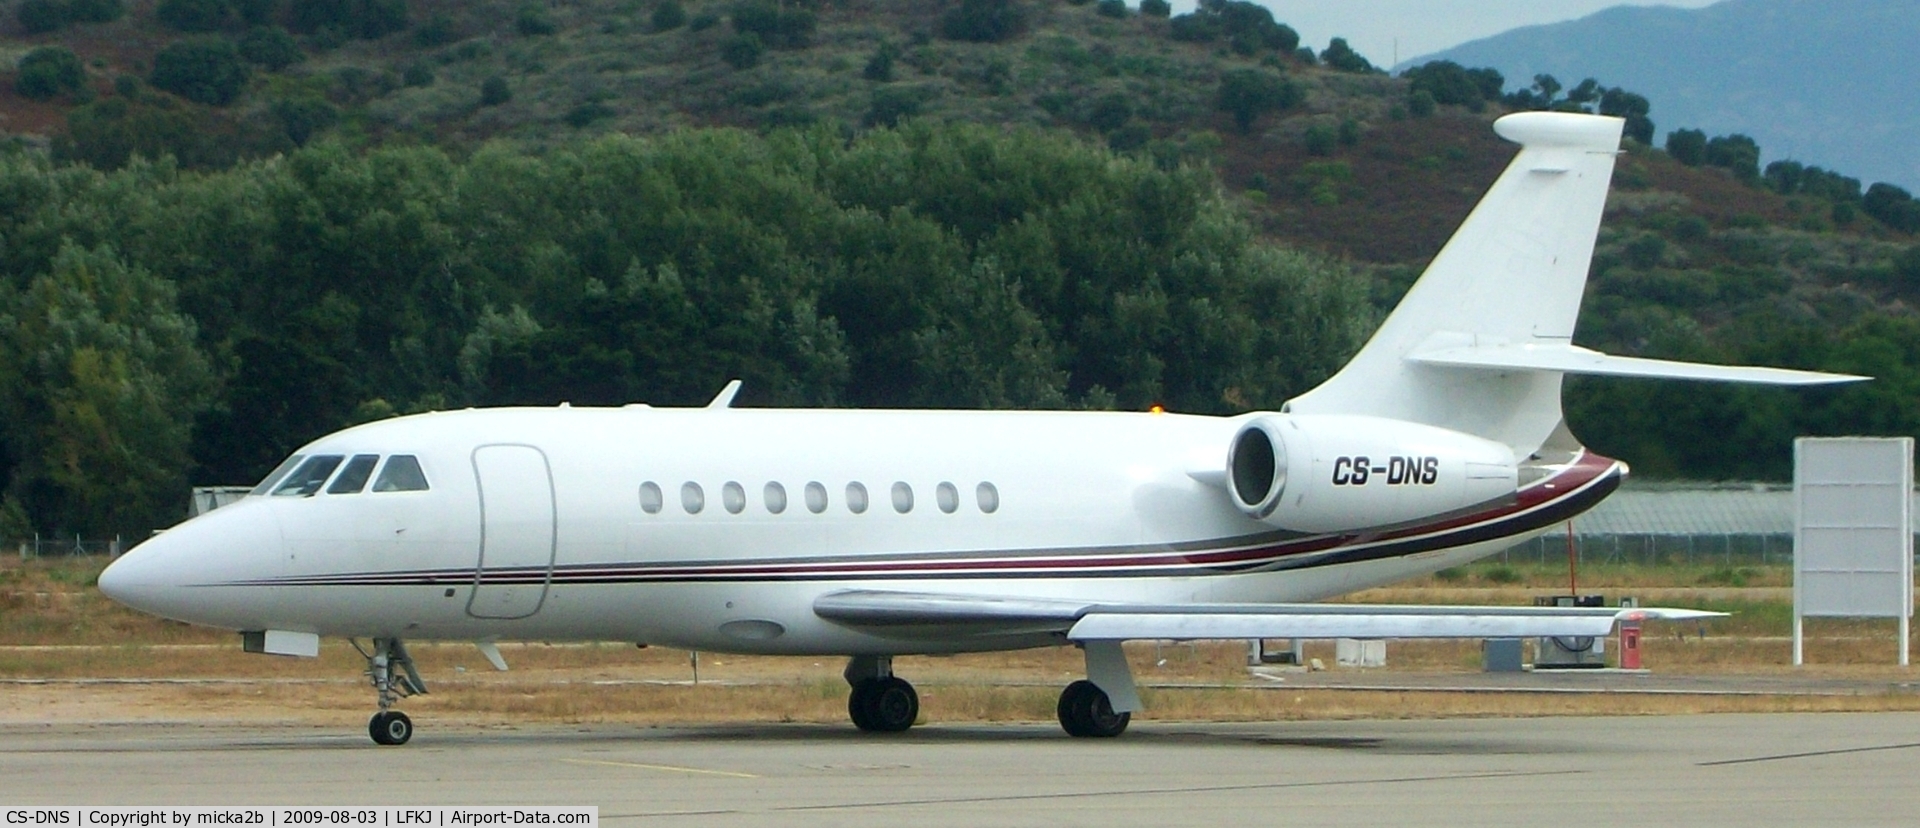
[466,443,557,620]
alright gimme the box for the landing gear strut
[353,637,426,745]
[844,655,918,732]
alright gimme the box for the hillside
[0,0,1918,540]
[1412,0,1920,191]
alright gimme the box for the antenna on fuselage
[706,379,743,409]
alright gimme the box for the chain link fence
[13,535,126,558]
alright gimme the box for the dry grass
[8,554,1920,728]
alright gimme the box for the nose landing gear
[353,637,426,745]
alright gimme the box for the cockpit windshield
[271,455,344,497]
[249,454,306,496]
[327,454,381,494]
[372,455,430,492]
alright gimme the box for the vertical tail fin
[1285,112,1625,456]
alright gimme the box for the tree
[15,46,87,102]
[1139,0,1168,17]
[238,26,304,70]
[1704,133,1760,182]
[150,36,251,106]
[862,42,896,82]
[1597,87,1653,145]
[1095,0,1127,19]
[515,4,556,36]
[1216,68,1299,133]
[1863,183,1920,233]
[1319,37,1376,73]
[1169,0,1297,55]
[731,1,814,48]
[1665,128,1706,166]
[0,244,214,537]
[1403,60,1502,111]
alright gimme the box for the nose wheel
[369,711,413,745]
[352,637,426,746]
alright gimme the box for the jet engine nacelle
[1226,414,1519,534]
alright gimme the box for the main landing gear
[353,637,426,746]
[842,642,1142,738]
[844,655,919,732]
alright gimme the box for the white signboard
[1793,437,1913,665]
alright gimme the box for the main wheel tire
[1057,680,1129,738]
[865,677,918,732]
[369,711,413,746]
[848,680,877,731]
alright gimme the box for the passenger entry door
[467,444,556,619]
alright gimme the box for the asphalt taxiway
[4,714,1918,826]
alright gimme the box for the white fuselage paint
[103,405,1577,655]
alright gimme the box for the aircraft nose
[97,502,283,627]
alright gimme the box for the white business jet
[98,113,1862,745]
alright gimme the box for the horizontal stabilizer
[813,589,1722,642]
[1408,342,1868,386]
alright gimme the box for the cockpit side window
[372,455,430,492]
[272,455,344,497]
[249,454,306,496]
[327,454,381,494]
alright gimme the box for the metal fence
[1502,533,1804,567]
[13,535,125,558]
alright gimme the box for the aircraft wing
[812,589,1721,642]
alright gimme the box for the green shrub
[1480,565,1521,584]
[156,0,233,31]
[1139,0,1168,17]
[1407,89,1435,118]
[235,0,275,25]
[67,0,125,23]
[1434,567,1467,583]
[731,1,813,49]
[150,37,251,106]
[401,62,434,87]
[940,0,1027,43]
[862,42,896,82]
[1303,123,1335,156]
[516,4,557,36]
[479,75,511,106]
[688,10,719,30]
[17,0,69,32]
[565,101,616,127]
[1215,68,1298,133]
[238,26,304,70]
[1094,0,1127,18]
[413,14,458,46]
[289,0,407,40]
[16,46,87,101]
[864,84,923,127]
[720,33,763,69]
[270,93,337,145]
[651,0,685,31]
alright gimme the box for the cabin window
[764,482,788,514]
[936,482,959,514]
[639,482,664,514]
[806,481,829,514]
[977,482,1000,514]
[272,455,344,497]
[682,482,705,514]
[891,482,914,514]
[326,455,381,494]
[250,454,306,496]
[372,455,430,492]
[722,481,746,514]
[844,482,867,514]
